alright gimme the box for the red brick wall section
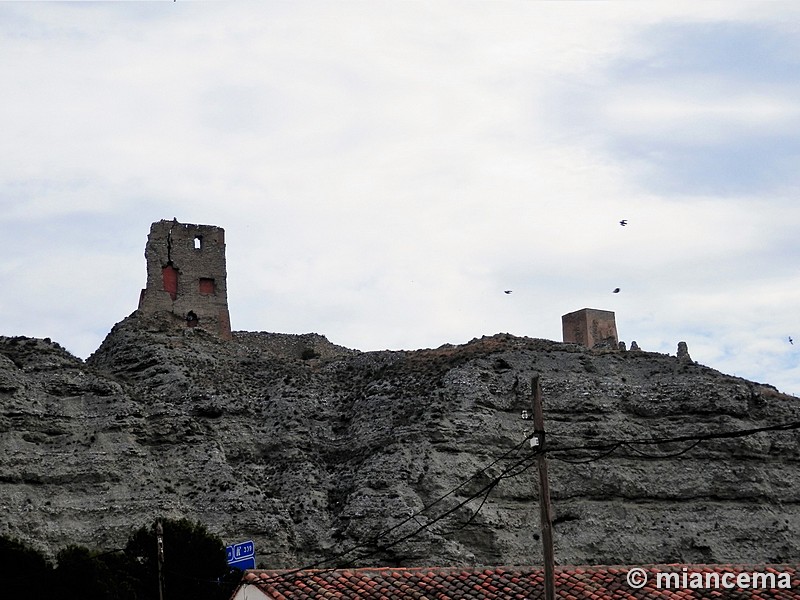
[199,278,215,295]
[162,265,178,301]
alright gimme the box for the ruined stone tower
[562,308,618,348]
[137,219,232,340]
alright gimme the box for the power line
[625,439,702,459]
[255,447,545,586]
[442,447,544,535]
[251,434,541,585]
[549,442,623,464]
[351,452,540,558]
[548,419,800,463]
[621,419,800,445]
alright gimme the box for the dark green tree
[124,518,240,600]
[55,545,138,600]
[0,535,53,600]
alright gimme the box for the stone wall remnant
[137,219,232,339]
[562,308,619,349]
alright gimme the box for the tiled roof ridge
[236,563,800,600]
[243,562,800,585]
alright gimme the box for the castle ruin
[137,219,232,339]
[562,308,618,348]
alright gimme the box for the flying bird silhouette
[619,219,627,226]
[612,288,620,293]
[790,337,794,345]
[504,290,512,294]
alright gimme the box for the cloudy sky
[2,2,799,395]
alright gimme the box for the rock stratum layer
[0,312,798,567]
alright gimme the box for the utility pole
[157,519,166,600]
[531,375,555,600]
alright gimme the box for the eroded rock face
[0,313,798,567]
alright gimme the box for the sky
[1,1,799,396]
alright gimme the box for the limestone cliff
[0,312,797,567]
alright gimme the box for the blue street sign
[226,540,255,571]
[229,556,256,571]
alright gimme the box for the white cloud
[600,83,800,143]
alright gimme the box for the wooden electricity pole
[156,519,166,600]
[531,375,555,600]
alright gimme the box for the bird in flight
[612,288,620,293]
[504,290,512,294]
[790,337,794,345]
[619,219,627,226]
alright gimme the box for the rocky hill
[0,311,798,567]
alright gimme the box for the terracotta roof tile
[234,564,799,600]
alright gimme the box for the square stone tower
[137,219,232,340]
[562,308,618,348]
